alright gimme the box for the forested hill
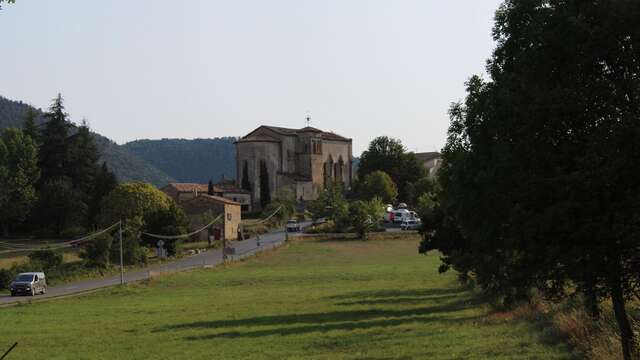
[0,95,175,187]
[123,138,238,184]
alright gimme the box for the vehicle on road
[10,272,47,297]
[401,219,422,231]
[392,209,413,224]
[286,219,301,232]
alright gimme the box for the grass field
[0,235,578,359]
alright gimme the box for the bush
[81,234,113,268]
[0,269,13,290]
[28,248,63,271]
[349,197,385,240]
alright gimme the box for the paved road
[1,226,301,306]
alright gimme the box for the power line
[142,215,222,240]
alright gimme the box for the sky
[0,0,502,155]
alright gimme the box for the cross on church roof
[306,115,311,127]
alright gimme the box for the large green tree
[425,1,640,358]
[357,136,425,200]
[39,178,87,237]
[358,170,398,204]
[0,128,40,236]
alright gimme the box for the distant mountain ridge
[0,95,176,187]
[123,137,238,184]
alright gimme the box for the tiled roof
[165,183,224,194]
[240,125,351,142]
[218,184,250,194]
[188,194,241,206]
[414,152,441,162]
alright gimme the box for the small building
[181,194,241,241]
[415,152,443,177]
[161,182,252,212]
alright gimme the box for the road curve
[1,227,299,306]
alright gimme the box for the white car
[401,218,422,231]
[286,219,301,232]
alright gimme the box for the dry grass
[0,250,81,270]
[485,296,640,359]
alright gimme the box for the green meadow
[0,235,577,359]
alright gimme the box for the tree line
[0,94,118,238]
[421,1,640,358]
[303,135,437,239]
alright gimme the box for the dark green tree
[241,161,251,192]
[259,159,271,208]
[0,128,40,236]
[22,107,40,144]
[143,202,189,257]
[67,120,100,196]
[38,94,72,184]
[87,162,117,227]
[38,177,87,237]
[208,179,214,195]
[357,136,425,200]
[426,1,640,358]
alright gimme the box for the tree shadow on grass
[156,292,485,342]
[326,287,469,302]
[183,313,481,341]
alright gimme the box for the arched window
[337,157,344,182]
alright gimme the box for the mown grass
[0,235,578,359]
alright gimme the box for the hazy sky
[0,1,501,155]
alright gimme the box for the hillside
[0,95,175,187]
[123,138,238,183]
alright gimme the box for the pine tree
[259,160,270,209]
[207,179,214,195]
[67,119,100,196]
[87,162,117,227]
[22,108,40,145]
[241,161,251,192]
[38,94,71,184]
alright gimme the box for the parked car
[286,219,301,232]
[392,209,411,224]
[10,272,47,297]
[401,218,422,231]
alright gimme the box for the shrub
[0,269,13,290]
[81,234,113,268]
[349,197,385,240]
[28,248,63,271]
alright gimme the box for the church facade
[235,125,353,209]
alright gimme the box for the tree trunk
[611,280,636,360]
[2,223,8,238]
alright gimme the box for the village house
[180,194,241,241]
[235,125,353,209]
[161,182,251,212]
[415,152,442,177]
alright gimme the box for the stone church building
[235,125,353,209]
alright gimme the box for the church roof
[414,152,442,162]
[239,125,351,143]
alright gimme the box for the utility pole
[119,220,124,285]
